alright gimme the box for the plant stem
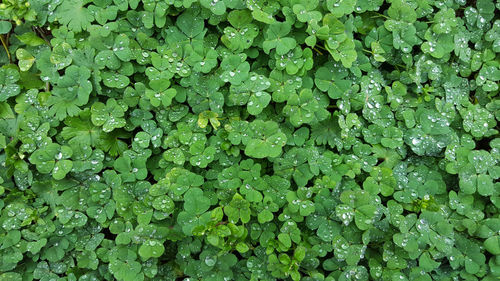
[0,35,10,62]
[313,47,323,55]
[315,44,327,51]
[35,26,52,47]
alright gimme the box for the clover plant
[0,0,500,280]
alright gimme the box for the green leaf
[244,120,287,158]
[54,0,94,32]
[247,91,271,115]
[0,21,12,34]
[113,34,132,61]
[236,242,249,253]
[419,252,440,272]
[200,0,226,15]
[278,233,292,248]
[484,236,500,255]
[314,64,352,99]
[91,98,127,132]
[183,188,210,215]
[53,159,73,180]
[176,9,204,38]
[102,72,130,88]
[0,68,21,101]
[138,240,165,259]
[16,49,35,72]
[327,0,356,17]
[263,23,297,55]
[15,32,47,46]
[257,209,274,223]
[224,193,251,223]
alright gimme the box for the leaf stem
[313,47,323,55]
[0,35,10,62]
[34,26,52,47]
[371,12,390,19]
[315,44,327,51]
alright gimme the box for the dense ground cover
[0,0,499,280]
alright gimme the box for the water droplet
[205,256,216,266]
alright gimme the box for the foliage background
[0,0,499,280]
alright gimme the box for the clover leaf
[0,20,12,34]
[461,104,497,138]
[0,68,21,102]
[244,120,287,158]
[183,188,211,215]
[263,22,297,55]
[224,193,251,223]
[53,0,94,32]
[15,49,35,72]
[138,240,165,259]
[91,98,127,132]
[283,88,329,127]
[340,190,379,230]
[3,1,500,280]
[29,143,73,180]
[314,62,352,99]
[327,0,356,17]
[47,65,93,120]
[221,23,259,52]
